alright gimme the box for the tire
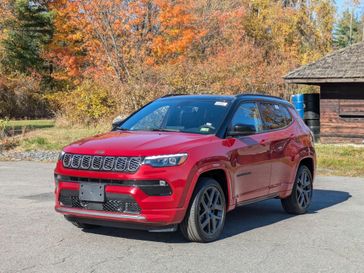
[281,165,313,214]
[304,111,320,120]
[307,125,320,135]
[64,216,97,229]
[180,178,226,243]
[305,119,320,127]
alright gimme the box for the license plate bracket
[79,183,105,202]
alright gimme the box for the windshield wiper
[150,128,180,132]
[116,127,129,131]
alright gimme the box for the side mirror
[227,124,256,137]
[111,116,124,131]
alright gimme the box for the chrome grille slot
[63,153,72,167]
[91,156,103,170]
[80,155,91,169]
[103,157,115,171]
[71,155,82,168]
[115,157,128,171]
[128,157,142,172]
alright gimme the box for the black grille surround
[59,190,141,214]
[62,153,143,173]
[57,175,173,196]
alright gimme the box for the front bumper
[54,163,190,226]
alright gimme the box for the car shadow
[82,189,351,243]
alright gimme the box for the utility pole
[349,7,353,44]
[362,14,364,41]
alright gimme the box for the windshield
[119,98,232,135]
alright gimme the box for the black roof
[160,94,235,101]
[159,93,290,105]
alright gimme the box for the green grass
[316,144,364,177]
[18,125,108,151]
[6,119,55,130]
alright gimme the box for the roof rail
[161,93,185,98]
[236,93,285,101]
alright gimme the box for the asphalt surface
[0,161,363,273]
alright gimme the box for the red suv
[55,94,315,242]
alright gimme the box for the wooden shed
[284,42,364,144]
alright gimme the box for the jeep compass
[55,94,316,242]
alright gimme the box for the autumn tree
[46,0,86,83]
[47,0,202,110]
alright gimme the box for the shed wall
[320,83,364,144]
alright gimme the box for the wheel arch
[298,157,315,180]
[199,169,230,208]
[184,166,234,212]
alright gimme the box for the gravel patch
[0,150,59,162]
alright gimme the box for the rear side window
[259,103,292,130]
[281,106,293,124]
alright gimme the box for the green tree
[1,0,53,74]
[334,9,363,48]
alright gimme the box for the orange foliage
[47,0,201,85]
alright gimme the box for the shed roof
[284,42,364,84]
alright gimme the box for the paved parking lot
[0,161,363,273]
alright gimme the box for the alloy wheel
[198,186,224,235]
[296,169,313,209]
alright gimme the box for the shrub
[48,81,116,125]
[0,74,52,119]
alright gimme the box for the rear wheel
[281,165,313,214]
[180,178,226,243]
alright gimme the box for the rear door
[258,102,295,194]
[228,102,272,203]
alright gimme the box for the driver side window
[230,102,263,133]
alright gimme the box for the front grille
[59,190,141,214]
[62,153,143,173]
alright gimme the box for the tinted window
[120,98,231,135]
[259,103,291,130]
[230,102,263,133]
[281,106,293,124]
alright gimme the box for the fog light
[159,180,167,186]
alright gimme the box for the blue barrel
[291,94,304,119]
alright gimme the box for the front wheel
[281,165,313,214]
[180,178,226,243]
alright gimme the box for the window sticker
[200,127,210,132]
[215,101,228,107]
[274,104,280,110]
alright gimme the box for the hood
[63,131,217,156]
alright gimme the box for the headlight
[58,151,65,161]
[143,153,188,167]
